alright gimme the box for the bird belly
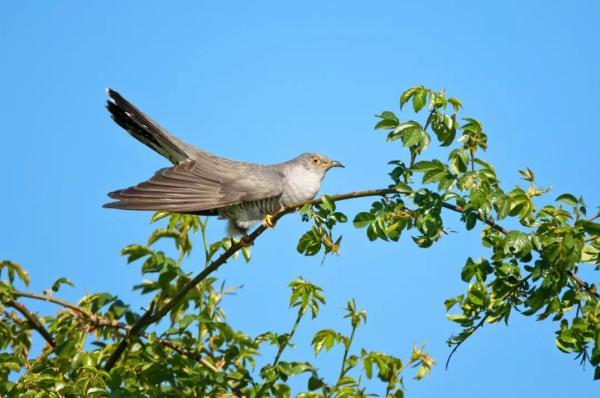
[218,197,282,234]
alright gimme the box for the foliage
[1,85,598,398]
[298,85,598,378]
[362,86,598,377]
[0,215,431,397]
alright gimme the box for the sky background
[1,0,599,395]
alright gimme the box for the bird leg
[262,214,277,228]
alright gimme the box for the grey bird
[103,89,344,235]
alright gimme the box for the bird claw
[263,214,277,228]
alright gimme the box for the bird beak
[327,160,345,169]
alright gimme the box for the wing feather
[104,160,283,213]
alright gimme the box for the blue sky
[1,0,598,395]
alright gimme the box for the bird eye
[311,156,321,164]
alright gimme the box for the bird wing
[103,159,284,213]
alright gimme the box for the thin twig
[566,270,598,297]
[445,273,532,370]
[445,314,487,371]
[256,309,305,396]
[441,202,508,235]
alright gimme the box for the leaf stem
[338,324,357,380]
[257,308,305,396]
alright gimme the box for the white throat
[281,167,324,205]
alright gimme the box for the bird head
[298,153,344,174]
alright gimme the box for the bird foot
[262,214,277,228]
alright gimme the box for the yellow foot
[262,214,277,228]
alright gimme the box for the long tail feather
[106,88,190,164]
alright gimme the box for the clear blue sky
[1,0,598,395]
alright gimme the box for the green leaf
[462,117,483,132]
[150,211,171,223]
[413,88,427,113]
[51,277,74,292]
[402,126,423,147]
[387,121,420,142]
[448,149,469,174]
[375,118,399,130]
[320,195,335,212]
[504,231,532,259]
[411,160,437,172]
[377,111,398,121]
[400,87,417,108]
[518,167,535,182]
[556,193,578,206]
[297,231,322,256]
[353,212,375,228]
[312,329,340,355]
[447,97,463,112]
[308,375,323,391]
[121,244,154,264]
[395,182,413,194]
[147,229,181,247]
[0,260,30,287]
[579,220,600,235]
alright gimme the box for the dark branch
[6,299,56,349]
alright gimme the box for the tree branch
[6,299,56,349]
[103,188,399,371]
[11,290,218,370]
[440,202,508,235]
[440,201,597,298]
[6,185,596,375]
[102,186,598,370]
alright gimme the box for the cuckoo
[103,89,344,235]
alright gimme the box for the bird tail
[106,88,191,164]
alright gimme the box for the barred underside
[218,197,282,231]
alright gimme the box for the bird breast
[280,167,324,206]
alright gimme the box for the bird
[103,89,344,236]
